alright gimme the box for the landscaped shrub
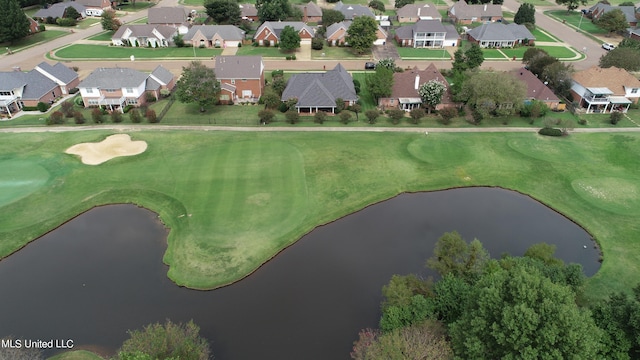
[38,24,46,31]
[56,17,76,26]
[129,109,142,123]
[123,105,134,113]
[91,108,104,123]
[73,111,85,124]
[271,70,284,78]
[61,101,74,118]
[388,109,405,124]
[578,118,587,125]
[353,79,361,94]
[47,111,64,125]
[538,127,563,136]
[258,109,275,124]
[439,107,457,125]
[365,109,379,124]
[409,108,425,124]
[110,111,123,123]
[146,109,158,123]
[285,110,299,124]
[339,111,351,124]
[314,111,327,124]
[278,102,289,113]
[311,38,324,50]
[145,93,157,103]
[74,96,84,106]
[37,102,50,112]
[610,111,623,125]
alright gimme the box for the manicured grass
[515,0,552,5]
[546,10,608,35]
[397,47,451,59]
[87,31,115,41]
[537,45,578,58]
[54,44,223,59]
[75,18,101,30]
[48,350,104,360]
[235,45,292,58]
[0,30,68,55]
[530,28,560,43]
[116,1,155,12]
[1,130,640,302]
[481,48,508,59]
[311,45,370,59]
[500,47,529,59]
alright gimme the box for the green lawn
[53,44,223,59]
[481,48,508,59]
[537,45,579,58]
[546,10,608,35]
[397,47,451,59]
[530,28,560,43]
[86,31,114,41]
[1,130,640,302]
[515,0,552,5]
[312,45,370,60]
[75,18,101,29]
[0,30,68,55]
[116,1,155,12]
[48,350,104,360]
[236,45,292,58]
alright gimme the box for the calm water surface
[0,187,600,359]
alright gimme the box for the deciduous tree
[0,0,30,44]
[426,231,489,281]
[365,109,379,124]
[555,0,588,13]
[345,16,378,54]
[176,61,221,112]
[64,6,81,20]
[596,9,628,34]
[394,0,415,8]
[205,0,241,25]
[256,0,292,22]
[514,2,536,25]
[118,320,211,360]
[279,25,300,51]
[366,66,393,102]
[418,80,446,114]
[321,9,344,28]
[101,10,121,31]
[460,71,526,120]
[465,42,484,70]
[600,47,640,71]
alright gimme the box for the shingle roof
[396,3,441,20]
[183,25,245,41]
[239,3,257,17]
[467,22,534,41]
[326,21,350,39]
[414,19,448,32]
[449,0,501,20]
[590,3,637,23]
[254,21,315,39]
[74,0,106,8]
[34,2,86,18]
[389,63,452,104]
[150,65,174,85]
[394,19,457,40]
[281,63,357,107]
[78,68,150,89]
[147,7,188,25]
[296,1,322,17]
[573,66,640,96]
[0,72,27,92]
[113,24,177,40]
[35,62,78,84]
[215,56,263,79]
[334,1,375,19]
[512,68,559,102]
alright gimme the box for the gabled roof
[150,65,174,85]
[396,3,441,20]
[254,21,315,39]
[394,19,457,40]
[334,1,375,19]
[590,3,637,23]
[0,72,27,92]
[78,68,150,89]
[467,22,534,41]
[74,0,107,8]
[573,66,640,96]
[512,68,559,102]
[183,25,245,41]
[239,3,257,17]
[388,63,452,104]
[281,63,357,107]
[34,62,78,84]
[449,0,502,19]
[296,1,322,17]
[215,56,264,79]
[147,7,189,25]
[113,24,177,40]
[326,21,350,39]
[0,70,58,100]
[34,2,86,18]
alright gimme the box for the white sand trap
[65,134,147,165]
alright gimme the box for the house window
[106,89,115,93]
[220,94,230,100]
[126,98,138,105]
[0,91,12,96]
[86,88,93,94]
[231,79,235,84]
[632,88,638,94]
[242,79,247,82]
[125,88,134,93]
[88,99,99,105]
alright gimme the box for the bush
[123,105,134,113]
[37,102,50,112]
[285,110,299,124]
[91,108,104,123]
[118,320,210,360]
[409,108,425,124]
[271,70,284,78]
[61,101,74,117]
[258,109,275,124]
[111,111,123,123]
[353,79,361,94]
[146,109,158,123]
[311,38,324,50]
[538,127,563,136]
[339,111,351,124]
[73,111,85,124]
[365,109,379,124]
[314,111,327,124]
[38,24,46,31]
[47,111,64,125]
[129,109,142,123]
[578,118,587,125]
[439,107,457,125]
[388,109,405,124]
[55,17,76,26]
[278,102,289,113]
[291,54,296,60]
[145,93,157,103]
[610,111,623,125]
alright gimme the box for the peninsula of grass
[530,28,560,43]
[53,44,223,59]
[1,130,640,302]
[545,10,608,35]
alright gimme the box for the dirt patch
[65,134,147,165]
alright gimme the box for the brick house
[78,66,175,112]
[396,3,442,23]
[589,3,637,27]
[254,21,314,46]
[147,7,191,34]
[378,63,455,111]
[394,19,459,47]
[571,66,640,113]
[112,25,177,47]
[214,56,264,103]
[74,0,114,16]
[512,68,562,111]
[295,1,322,23]
[239,3,258,22]
[33,2,87,20]
[183,25,245,48]
[334,1,375,20]
[467,23,535,48]
[326,20,388,46]
[448,1,502,24]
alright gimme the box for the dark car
[364,62,376,70]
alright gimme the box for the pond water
[0,187,600,359]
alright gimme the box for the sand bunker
[65,134,147,165]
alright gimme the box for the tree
[173,34,185,47]
[351,320,453,360]
[111,111,123,123]
[365,109,379,124]
[258,109,275,124]
[418,80,446,114]
[522,47,548,63]
[592,285,640,359]
[345,16,378,54]
[91,108,104,123]
[205,0,241,25]
[350,103,361,120]
[619,1,635,5]
[409,108,425,124]
[314,111,327,124]
[256,0,292,22]
[524,243,564,266]
[101,10,121,31]
[261,89,281,109]
[556,0,588,13]
[376,58,396,71]
[146,109,158,123]
[366,66,393,102]
[285,110,299,124]
[526,53,558,77]
[460,71,527,120]
[279,25,300,51]
[426,231,489,281]
[438,107,457,125]
[369,0,385,11]
[271,76,287,96]
[321,9,344,28]
[394,0,415,8]
[65,6,81,20]
[596,9,628,34]
[388,109,405,124]
[339,111,352,124]
[541,61,574,98]
[449,264,602,359]
[465,43,484,70]
[600,47,640,71]
[514,3,535,25]
[618,37,640,51]
[118,320,210,360]
[451,49,468,73]
[129,109,142,123]
[0,0,30,44]
[176,61,221,112]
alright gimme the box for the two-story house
[147,7,191,34]
[215,56,264,103]
[394,19,459,48]
[571,66,640,113]
[78,66,175,112]
[253,21,314,46]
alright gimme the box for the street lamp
[578,12,584,31]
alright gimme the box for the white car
[602,43,615,51]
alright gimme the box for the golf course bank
[0,130,639,299]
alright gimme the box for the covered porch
[0,96,21,117]
[399,97,422,111]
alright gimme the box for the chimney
[417,7,421,16]
[414,74,420,90]
[303,6,308,22]
[484,4,487,11]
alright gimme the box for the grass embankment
[0,131,639,301]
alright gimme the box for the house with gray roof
[397,3,442,23]
[147,7,190,34]
[395,19,459,47]
[448,0,502,24]
[295,1,322,22]
[281,64,357,113]
[33,2,87,20]
[326,20,388,46]
[589,3,637,27]
[254,21,314,45]
[239,3,258,21]
[78,65,175,112]
[0,62,79,117]
[184,25,245,48]
[467,23,534,48]
[74,0,113,16]
[215,56,264,103]
[112,25,177,47]
[334,1,375,20]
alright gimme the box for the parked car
[602,43,615,51]
[364,62,376,70]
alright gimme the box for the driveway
[372,43,400,61]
